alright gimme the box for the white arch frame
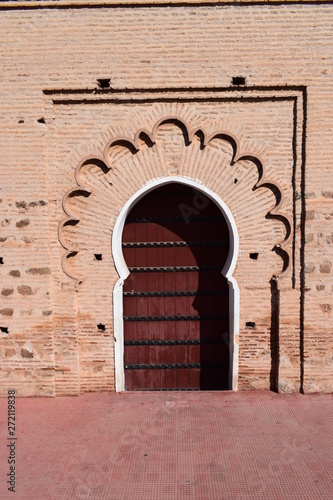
[112,176,239,392]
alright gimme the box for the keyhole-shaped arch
[112,176,239,392]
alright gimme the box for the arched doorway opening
[121,183,231,390]
[112,177,239,392]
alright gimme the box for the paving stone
[0,391,332,499]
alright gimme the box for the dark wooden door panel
[122,184,230,390]
[124,295,228,318]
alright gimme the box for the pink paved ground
[0,390,332,499]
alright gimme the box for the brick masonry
[0,0,332,396]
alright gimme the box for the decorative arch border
[112,176,240,392]
[59,116,292,288]
[58,115,293,392]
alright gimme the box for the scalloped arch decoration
[59,115,292,288]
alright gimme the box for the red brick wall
[0,1,332,395]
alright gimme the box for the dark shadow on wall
[270,277,280,392]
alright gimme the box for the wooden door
[122,184,230,390]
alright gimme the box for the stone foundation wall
[0,0,332,395]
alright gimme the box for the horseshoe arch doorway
[113,178,239,392]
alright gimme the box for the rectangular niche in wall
[44,85,306,395]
